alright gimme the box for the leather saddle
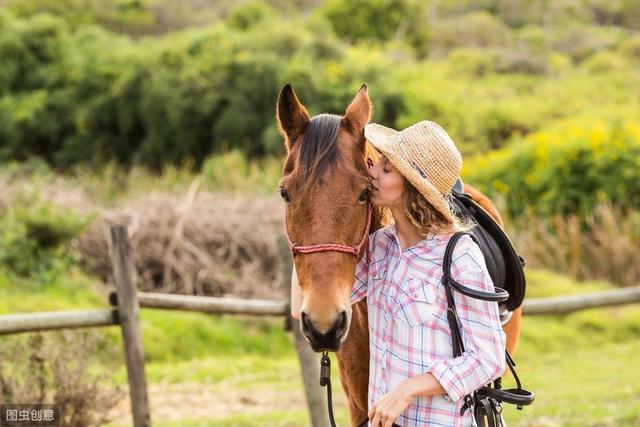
[450,178,526,312]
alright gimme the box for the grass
[152,410,312,427]
[504,339,640,426]
[0,267,106,313]
[1,267,638,426]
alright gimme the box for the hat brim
[365,123,455,223]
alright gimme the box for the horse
[277,83,523,426]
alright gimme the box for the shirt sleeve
[350,230,378,304]
[428,235,507,403]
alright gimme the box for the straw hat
[364,120,462,222]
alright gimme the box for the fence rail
[522,286,640,315]
[0,224,639,426]
[3,286,639,336]
[0,309,117,335]
[136,292,289,315]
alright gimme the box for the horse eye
[280,188,291,203]
[358,188,370,204]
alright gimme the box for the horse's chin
[309,342,341,353]
[302,319,351,353]
[303,335,345,353]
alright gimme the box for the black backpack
[449,188,526,312]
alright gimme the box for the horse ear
[277,84,311,152]
[342,83,371,137]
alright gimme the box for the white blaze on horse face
[300,280,352,334]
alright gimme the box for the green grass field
[1,267,638,426]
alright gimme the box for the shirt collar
[385,223,452,252]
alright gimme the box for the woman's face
[368,155,405,209]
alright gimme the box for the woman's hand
[368,378,415,427]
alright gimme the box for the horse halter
[285,202,373,262]
[284,158,375,263]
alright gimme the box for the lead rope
[321,352,401,427]
[320,351,338,427]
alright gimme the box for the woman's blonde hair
[402,177,475,237]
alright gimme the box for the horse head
[277,83,380,352]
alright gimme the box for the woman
[292,120,506,426]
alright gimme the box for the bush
[0,331,123,427]
[446,46,548,76]
[462,119,640,219]
[552,24,626,62]
[446,47,499,76]
[617,33,640,62]
[1,5,639,172]
[582,50,628,73]
[318,0,429,54]
[430,11,511,56]
[0,191,91,277]
[0,10,405,168]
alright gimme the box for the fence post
[279,237,330,427]
[110,225,151,427]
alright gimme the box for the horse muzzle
[300,310,349,352]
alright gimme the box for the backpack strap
[442,231,535,419]
[442,232,510,304]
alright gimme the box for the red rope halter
[285,203,373,262]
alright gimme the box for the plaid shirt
[351,224,507,427]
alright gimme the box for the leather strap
[320,352,401,427]
[443,231,534,425]
[474,397,497,427]
[442,232,510,303]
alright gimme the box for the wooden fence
[0,224,639,426]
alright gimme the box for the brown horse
[277,84,522,426]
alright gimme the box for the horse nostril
[338,311,347,331]
[301,311,312,334]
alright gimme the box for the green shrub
[318,0,429,54]
[617,33,640,62]
[446,46,548,76]
[0,331,123,427]
[463,119,640,219]
[621,0,640,31]
[551,24,626,61]
[0,192,91,278]
[430,11,511,56]
[446,47,499,76]
[582,50,628,73]
[1,5,640,172]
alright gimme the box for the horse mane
[295,113,391,233]
[299,114,342,184]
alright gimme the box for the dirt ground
[108,381,348,424]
